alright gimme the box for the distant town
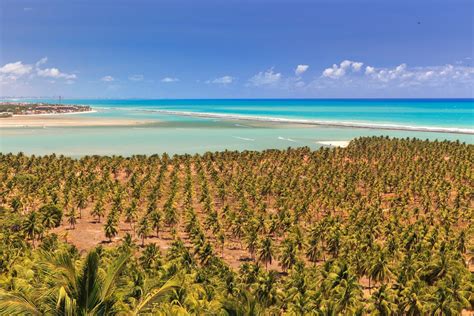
[0,102,92,117]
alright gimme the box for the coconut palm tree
[137,216,150,246]
[0,249,129,315]
[368,251,393,291]
[150,210,162,238]
[279,238,297,272]
[91,200,105,223]
[367,284,397,315]
[104,216,118,242]
[22,211,42,247]
[257,236,274,271]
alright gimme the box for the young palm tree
[257,236,274,271]
[279,238,297,272]
[91,200,105,223]
[367,284,397,315]
[139,243,162,271]
[39,204,63,229]
[125,200,138,230]
[368,251,393,291]
[244,228,258,260]
[23,211,42,247]
[104,216,118,242]
[399,280,429,316]
[137,216,150,246]
[150,210,162,238]
[76,189,87,219]
[253,270,279,307]
[305,234,321,265]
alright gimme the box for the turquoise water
[61,98,474,128]
[1,99,473,156]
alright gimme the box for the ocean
[1,99,473,156]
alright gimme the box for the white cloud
[24,7,33,11]
[295,64,309,76]
[322,60,364,79]
[34,57,77,81]
[208,75,234,85]
[1,57,78,87]
[322,65,346,79]
[101,75,115,82]
[37,67,77,80]
[36,57,48,67]
[248,68,281,86]
[319,59,474,91]
[161,77,179,83]
[365,66,375,75]
[352,62,363,72]
[0,61,33,80]
[129,74,144,81]
[366,63,474,86]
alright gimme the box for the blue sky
[1,0,473,98]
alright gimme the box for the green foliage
[0,137,473,314]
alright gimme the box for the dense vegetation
[0,102,91,115]
[0,136,472,315]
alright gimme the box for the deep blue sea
[1,99,473,156]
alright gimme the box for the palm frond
[101,251,131,301]
[132,277,182,315]
[0,290,42,316]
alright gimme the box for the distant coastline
[11,109,97,117]
[0,102,93,117]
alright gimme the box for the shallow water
[1,99,473,156]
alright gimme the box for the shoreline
[11,109,98,117]
[317,140,350,148]
[145,109,474,135]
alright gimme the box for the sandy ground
[0,115,157,127]
[317,140,350,147]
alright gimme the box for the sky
[1,0,473,98]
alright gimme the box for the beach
[0,114,157,127]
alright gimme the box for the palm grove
[0,136,472,314]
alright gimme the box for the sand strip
[0,115,157,128]
[317,140,350,148]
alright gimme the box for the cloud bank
[0,57,77,85]
[248,69,281,86]
[208,75,234,85]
